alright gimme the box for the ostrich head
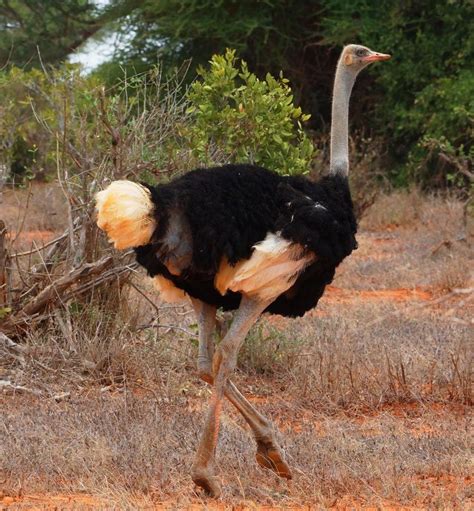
[341,44,391,71]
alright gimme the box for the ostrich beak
[363,52,391,63]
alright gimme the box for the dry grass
[0,187,473,509]
[284,307,471,408]
[0,389,471,508]
[361,187,470,233]
[341,188,472,292]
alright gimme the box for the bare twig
[128,280,162,317]
[10,182,32,244]
[135,322,197,337]
[0,220,8,306]
[11,225,80,258]
[22,256,114,315]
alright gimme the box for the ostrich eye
[356,49,366,57]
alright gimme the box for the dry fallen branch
[62,261,137,301]
[0,331,27,365]
[2,256,136,335]
[22,256,114,316]
[0,331,28,353]
[0,379,42,396]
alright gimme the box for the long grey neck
[329,62,357,177]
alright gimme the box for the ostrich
[96,44,390,496]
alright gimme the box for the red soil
[0,493,104,510]
[0,396,467,510]
[0,493,314,510]
[3,481,468,511]
[324,285,433,303]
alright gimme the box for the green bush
[0,65,191,185]
[185,49,315,175]
[1,55,315,184]
[0,66,101,183]
[406,70,473,186]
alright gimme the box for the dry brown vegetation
[0,185,473,510]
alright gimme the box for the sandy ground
[1,396,471,510]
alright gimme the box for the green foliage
[0,54,313,183]
[0,65,102,183]
[0,306,12,319]
[0,0,98,68]
[407,70,473,185]
[9,136,35,182]
[0,0,143,70]
[2,0,472,188]
[103,0,472,188]
[411,71,473,144]
[185,49,314,175]
[110,0,313,80]
[0,63,195,185]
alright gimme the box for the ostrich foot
[191,465,221,497]
[256,439,292,480]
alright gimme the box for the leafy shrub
[185,49,315,175]
[406,71,473,187]
[0,66,101,184]
[1,54,315,184]
[0,65,193,185]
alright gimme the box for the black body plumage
[135,163,357,317]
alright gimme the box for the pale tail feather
[95,180,156,249]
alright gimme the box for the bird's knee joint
[218,342,238,364]
[197,359,213,384]
[256,425,276,445]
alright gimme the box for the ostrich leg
[225,380,292,479]
[191,299,217,385]
[191,296,285,496]
[191,299,292,484]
